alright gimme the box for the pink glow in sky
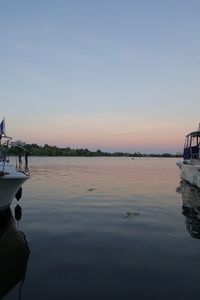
[6,114,196,153]
[1,1,200,153]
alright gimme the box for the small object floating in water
[124,211,140,218]
[87,188,95,192]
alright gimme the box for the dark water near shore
[3,157,200,299]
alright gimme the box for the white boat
[177,124,200,188]
[0,119,30,210]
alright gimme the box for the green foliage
[7,143,181,157]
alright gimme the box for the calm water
[3,157,200,299]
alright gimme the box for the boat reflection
[177,180,200,239]
[0,205,29,298]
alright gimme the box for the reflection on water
[0,206,29,299]
[5,157,200,300]
[177,180,200,239]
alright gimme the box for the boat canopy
[184,130,200,160]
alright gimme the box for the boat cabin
[184,131,200,160]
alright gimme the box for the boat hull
[0,178,28,211]
[180,163,200,188]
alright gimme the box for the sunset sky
[1,0,200,153]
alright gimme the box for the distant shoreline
[8,143,182,158]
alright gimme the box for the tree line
[7,143,182,158]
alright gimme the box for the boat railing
[0,137,11,173]
[191,153,199,160]
[0,137,30,176]
[183,144,200,164]
[14,145,30,175]
[190,144,200,164]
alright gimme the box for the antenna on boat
[0,117,7,146]
[0,117,6,136]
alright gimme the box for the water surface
[3,157,200,299]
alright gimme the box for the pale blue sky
[1,0,200,152]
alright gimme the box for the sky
[0,0,200,153]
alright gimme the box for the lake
[3,157,200,300]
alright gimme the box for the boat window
[191,136,198,147]
[184,136,190,148]
[198,135,200,146]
